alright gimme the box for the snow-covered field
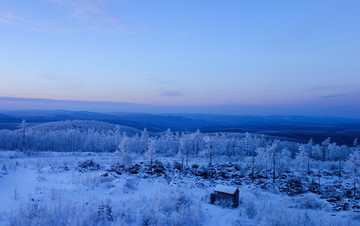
[1,151,359,226]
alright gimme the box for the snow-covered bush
[97,202,113,222]
[123,178,137,193]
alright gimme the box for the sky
[0,0,360,117]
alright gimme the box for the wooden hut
[210,185,239,208]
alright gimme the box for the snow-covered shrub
[240,192,257,219]
[123,178,137,193]
[219,155,230,163]
[9,196,99,226]
[172,160,182,170]
[77,159,100,172]
[97,202,113,222]
[137,188,202,226]
[284,177,305,196]
[72,173,101,189]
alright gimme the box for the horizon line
[1,96,360,119]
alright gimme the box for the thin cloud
[0,14,19,23]
[52,0,106,19]
[321,94,348,98]
[0,1,135,35]
[160,90,184,98]
[52,0,134,34]
[53,0,106,12]
[308,85,347,91]
[0,17,11,23]
[0,13,73,34]
[38,74,60,80]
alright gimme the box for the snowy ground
[0,151,359,226]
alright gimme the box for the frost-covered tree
[164,128,174,155]
[247,144,258,180]
[215,133,228,161]
[321,137,331,161]
[119,132,133,167]
[140,128,149,154]
[304,139,314,158]
[254,147,270,173]
[345,150,360,197]
[312,144,323,160]
[85,128,99,152]
[329,143,349,178]
[248,147,259,181]
[243,132,252,156]
[145,138,157,172]
[269,142,278,182]
[114,125,121,151]
[202,135,213,165]
[295,144,311,174]
[20,119,26,150]
[227,138,237,158]
[179,133,190,168]
[278,148,292,173]
[192,129,201,155]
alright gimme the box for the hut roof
[214,185,238,194]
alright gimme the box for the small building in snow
[210,185,239,208]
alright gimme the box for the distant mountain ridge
[1,110,360,145]
[2,96,360,118]
[2,110,360,125]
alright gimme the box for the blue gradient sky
[0,0,360,116]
